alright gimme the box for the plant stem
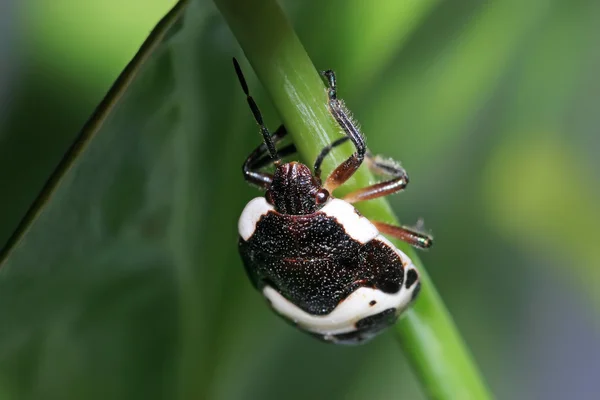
[213,0,493,398]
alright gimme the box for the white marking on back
[264,283,413,336]
[238,197,274,241]
[321,198,378,244]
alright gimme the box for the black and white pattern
[239,197,420,344]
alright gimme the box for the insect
[234,58,432,344]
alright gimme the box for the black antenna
[233,58,280,162]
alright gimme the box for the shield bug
[234,58,432,344]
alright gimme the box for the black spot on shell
[405,269,418,289]
[355,308,396,329]
[329,331,369,344]
[309,308,400,345]
[378,279,400,293]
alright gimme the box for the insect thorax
[266,162,323,215]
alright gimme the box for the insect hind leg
[342,152,409,203]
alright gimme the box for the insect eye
[315,188,329,205]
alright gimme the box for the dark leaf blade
[0,2,191,399]
[0,1,188,268]
[0,240,178,400]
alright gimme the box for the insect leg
[371,221,433,249]
[321,69,366,193]
[342,152,409,203]
[243,125,289,189]
[313,136,350,180]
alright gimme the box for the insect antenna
[233,58,280,163]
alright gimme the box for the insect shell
[233,58,432,345]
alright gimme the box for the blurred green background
[1,0,599,399]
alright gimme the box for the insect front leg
[314,135,409,203]
[313,136,350,180]
[243,125,293,189]
[320,70,366,193]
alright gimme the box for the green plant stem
[213,0,493,399]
